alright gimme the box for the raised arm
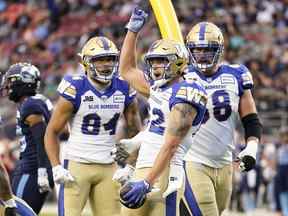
[119,8,150,97]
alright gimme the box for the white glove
[52,165,74,185]
[112,164,135,185]
[1,198,16,208]
[162,164,185,198]
[238,140,258,172]
[2,198,17,216]
[37,168,51,193]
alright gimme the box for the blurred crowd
[231,128,288,216]
[1,0,288,215]
[0,0,287,132]
[0,0,288,104]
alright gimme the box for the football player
[116,8,207,216]
[44,36,142,216]
[1,63,54,214]
[180,22,262,216]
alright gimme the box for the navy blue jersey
[14,94,53,174]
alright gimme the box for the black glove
[239,155,256,172]
[4,207,17,216]
[111,144,130,167]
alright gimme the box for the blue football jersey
[57,75,136,163]
[14,94,53,174]
[136,79,207,168]
[184,64,254,168]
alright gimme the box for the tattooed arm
[0,161,13,201]
[145,103,197,185]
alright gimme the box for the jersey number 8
[202,90,232,124]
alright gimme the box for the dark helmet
[1,62,40,102]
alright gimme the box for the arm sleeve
[169,81,207,126]
[30,122,49,168]
[241,113,262,141]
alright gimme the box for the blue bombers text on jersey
[184,64,254,168]
[57,75,136,163]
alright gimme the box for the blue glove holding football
[126,7,148,33]
[120,180,151,209]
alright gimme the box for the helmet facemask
[143,39,189,88]
[187,42,223,73]
[80,36,120,84]
[1,63,40,102]
[3,75,38,102]
[186,22,225,74]
[84,54,119,84]
[145,55,183,88]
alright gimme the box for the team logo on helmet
[79,36,119,83]
[144,39,189,88]
[1,62,40,102]
[186,22,224,72]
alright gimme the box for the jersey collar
[85,77,116,99]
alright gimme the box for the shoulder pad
[223,64,251,76]
[225,64,253,91]
[20,97,45,120]
[174,81,207,106]
[57,75,85,99]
